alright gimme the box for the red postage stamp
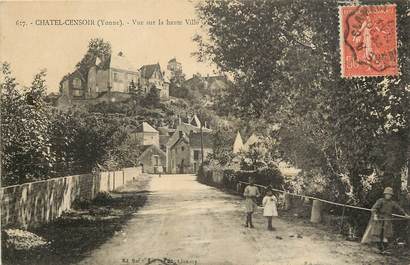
[339,4,398,78]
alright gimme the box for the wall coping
[0,173,92,191]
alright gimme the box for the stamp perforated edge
[338,4,399,79]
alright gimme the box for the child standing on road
[243,177,260,228]
[262,188,278,231]
[362,187,409,254]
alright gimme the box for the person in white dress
[262,188,278,231]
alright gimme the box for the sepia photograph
[0,0,410,264]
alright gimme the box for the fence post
[113,171,116,190]
[339,206,346,234]
[284,193,292,210]
[311,199,323,223]
[108,172,111,192]
[236,182,241,193]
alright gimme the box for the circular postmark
[341,4,398,77]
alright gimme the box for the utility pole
[407,88,410,191]
[200,113,204,166]
[0,84,3,183]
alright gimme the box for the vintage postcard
[1,1,410,265]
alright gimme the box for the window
[73,78,81,89]
[113,72,121,82]
[73,89,83,97]
[154,155,159,166]
[194,150,200,160]
[181,146,185,151]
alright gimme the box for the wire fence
[237,181,408,219]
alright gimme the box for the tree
[196,0,410,202]
[208,123,235,166]
[144,86,161,108]
[111,130,144,168]
[1,64,54,185]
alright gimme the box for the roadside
[76,174,407,265]
[1,174,152,265]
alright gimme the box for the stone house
[137,145,166,174]
[167,58,182,73]
[183,74,232,96]
[131,122,159,147]
[61,52,139,99]
[158,126,175,152]
[139,63,169,100]
[165,117,212,173]
[60,51,170,102]
[60,68,87,98]
[127,121,166,174]
[167,128,213,174]
[188,132,213,173]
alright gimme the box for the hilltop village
[51,40,233,175]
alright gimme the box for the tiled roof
[189,115,201,128]
[189,132,213,149]
[140,63,161,79]
[157,126,175,136]
[135,122,158,133]
[233,131,244,154]
[110,53,137,72]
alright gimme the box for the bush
[199,166,284,194]
[92,192,113,206]
[72,198,91,210]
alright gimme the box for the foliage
[92,191,113,206]
[110,130,144,168]
[1,64,54,185]
[196,0,410,203]
[169,85,191,99]
[143,86,161,108]
[76,38,111,71]
[59,38,111,92]
[72,197,91,210]
[208,122,235,166]
[1,63,147,185]
[198,166,284,192]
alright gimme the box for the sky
[0,0,216,93]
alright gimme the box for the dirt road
[77,174,403,265]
